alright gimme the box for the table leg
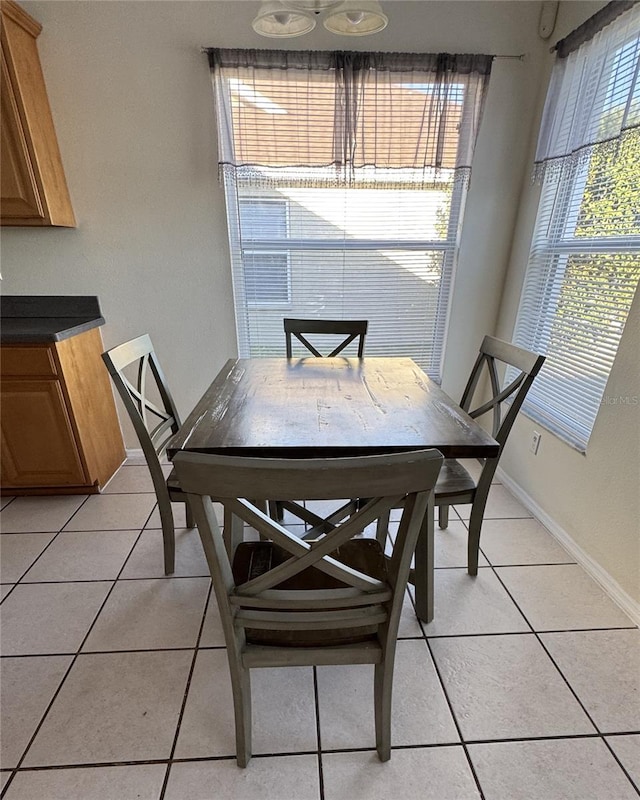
[413,493,434,624]
[224,507,244,558]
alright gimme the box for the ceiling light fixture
[251,0,388,38]
[286,1,342,10]
[252,2,316,37]
[324,1,388,35]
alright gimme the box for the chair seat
[434,459,477,499]
[232,539,388,648]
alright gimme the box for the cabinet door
[0,50,44,220]
[0,379,87,487]
[0,1,75,227]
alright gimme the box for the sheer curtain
[534,1,640,182]
[209,49,492,189]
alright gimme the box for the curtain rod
[199,47,525,60]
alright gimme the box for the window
[210,49,491,380]
[512,6,640,451]
[227,181,464,375]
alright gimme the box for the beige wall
[496,1,640,606]
[1,3,635,598]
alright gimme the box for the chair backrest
[173,449,442,651]
[284,318,368,358]
[102,334,181,466]
[461,334,545,452]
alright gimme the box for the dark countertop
[0,296,105,343]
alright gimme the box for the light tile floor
[1,463,638,800]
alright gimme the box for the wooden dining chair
[276,317,369,521]
[431,336,544,575]
[375,336,544,576]
[284,318,368,358]
[102,334,194,575]
[173,448,443,767]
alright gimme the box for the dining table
[167,356,499,623]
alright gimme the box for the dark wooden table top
[167,357,499,460]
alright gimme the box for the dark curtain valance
[207,48,493,76]
[208,48,493,189]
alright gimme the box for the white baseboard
[125,448,172,467]
[496,467,640,627]
[124,448,147,465]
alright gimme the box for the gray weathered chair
[284,318,368,358]
[102,334,194,575]
[276,317,369,521]
[435,336,545,573]
[419,336,544,575]
[173,448,443,767]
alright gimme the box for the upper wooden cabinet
[0,0,75,226]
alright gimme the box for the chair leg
[228,659,252,767]
[185,499,195,529]
[438,504,449,529]
[269,500,284,522]
[467,505,485,577]
[157,491,176,575]
[374,660,393,762]
[224,508,244,558]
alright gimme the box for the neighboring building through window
[239,199,290,307]
[228,179,463,377]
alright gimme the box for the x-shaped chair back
[431,335,546,575]
[174,449,441,613]
[102,333,181,459]
[461,335,545,448]
[284,318,368,358]
[173,449,443,765]
[102,334,188,574]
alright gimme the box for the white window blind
[210,49,491,379]
[226,182,462,373]
[239,199,290,306]
[513,5,640,450]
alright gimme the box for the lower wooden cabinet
[0,328,125,494]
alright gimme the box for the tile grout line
[312,666,325,800]
[5,732,640,775]
[423,519,638,798]
[602,743,640,795]
[7,574,212,586]
[159,579,214,800]
[0,493,102,799]
[2,487,638,794]
[487,562,640,796]
[0,492,96,601]
[0,645,223,659]
[1,530,64,590]
[410,588,485,800]
[1,508,153,797]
